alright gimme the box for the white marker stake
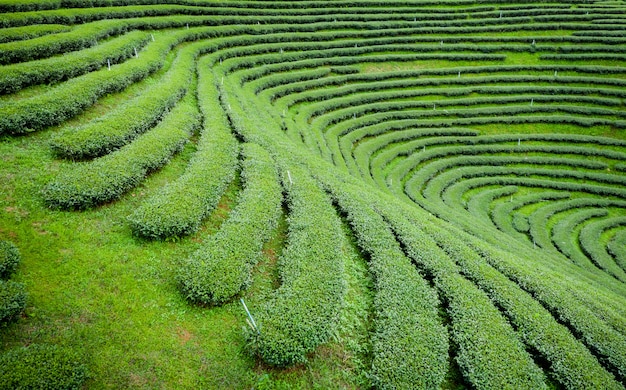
[151,34,155,42]
[458,71,461,78]
[186,23,189,29]
[107,59,111,70]
[518,138,521,146]
[287,170,293,185]
[134,47,138,58]
[530,98,533,106]
[554,70,558,77]
[240,299,259,335]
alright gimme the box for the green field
[1,0,626,388]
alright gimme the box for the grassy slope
[0,111,371,388]
[1,3,625,389]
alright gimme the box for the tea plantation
[1,0,625,388]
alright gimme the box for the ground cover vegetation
[1,0,625,388]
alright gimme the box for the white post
[518,138,521,146]
[433,104,436,110]
[240,298,259,334]
[186,23,189,29]
[458,71,461,78]
[107,59,111,70]
[151,34,154,42]
[134,47,138,58]
[554,70,558,77]
[287,170,293,185]
[530,98,533,106]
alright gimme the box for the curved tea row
[1,0,625,388]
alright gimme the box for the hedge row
[1,5,605,29]
[541,54,626,61]
[417,174,626,315]
[177,142,282,305]
[416,166,626,210]
[0,23,69,44]
[305,93,622,132]
[467,235,626,383]
[489,191,570,240]
[466,186,519,222]
[258,64,626,99]
[307,102,626,136]
[48,37,201,159]
[580,217,626,280]
[371,201,547,389]
[388,139,626,190]
[322,179,448,389]
[353,128,477,184]
[552,208,609,270]
[0,4,488,26]
[406,211,624,389]
[248,165,347,367]
[42,89,200,209]
[0,19,131,64]
[0,0,606,13]
[0,240,25,325]
[0,30,151,94]
[127,57,238,239]
[274,70,626,108]
[0,344,88,390]
[608,230,626,273]
[0,29,173,134]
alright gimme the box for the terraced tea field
[1,0,626,388]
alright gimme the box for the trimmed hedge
[177,142,282,305]
[467,235,626,383]
[0,26,219,135]
[376,205,546,389]
[579,217,626,281]
[48,37,200,159]
[0,344,87,390]
[552,208,609,270]
[0,240,20,280]
[0,280,26,325]
[0,24,69,44]
[404,210,624,390]
[0,30,150,94]
[323,179,448,389]
[466,186,518,221]
[128,57,238,239]
[608,230,626,273]
[248,165,347,367]
[42,90,200,209]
